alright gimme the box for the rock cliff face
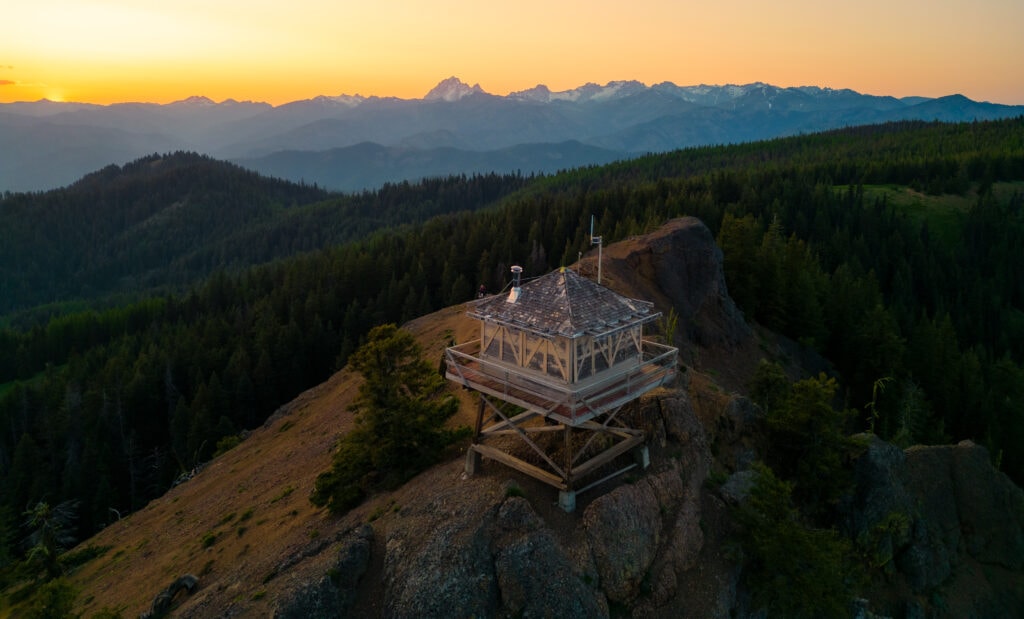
[597,217,773,394]
[599,217,752,349]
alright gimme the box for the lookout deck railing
[444,339,677,425]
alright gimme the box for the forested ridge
[1,118,1023,571]
[0,152,531,322]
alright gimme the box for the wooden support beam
[482,425,567,437]
[575,421,644,437]
[461,382,566,422]
[471,444,567,491]
[479,409,542,434]
[574,405,627,464]
[572,434,645,479]
[480,394,566,477]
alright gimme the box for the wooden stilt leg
[564,425,573,491]
[465,395,486,475]
[474,395,485,438]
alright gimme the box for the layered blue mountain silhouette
[2,78,1021,192]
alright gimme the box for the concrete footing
[558,490,577,513]
[465,447,481,475]
[634,445,651,470]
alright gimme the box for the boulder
[581,407,708,606]
[272,575,344,619]
[719,470,757,506]
[583,475,670,602]
[273,524,373,618]
[332,524,374,611]
[947,441,1024,570]
[840,434,914,566]
[491,497,608,618]
[382,503,499,619]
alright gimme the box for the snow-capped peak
[508,84,553,102]
[510,80,647,103]
[424,77,486,102]
[586,80,647,101]
[172,95,217,107]
[311,94,367,108]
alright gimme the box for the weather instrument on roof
[444,265,678,512]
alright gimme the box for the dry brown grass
[67,305,479,618]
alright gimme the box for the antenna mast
[590,215,602,284]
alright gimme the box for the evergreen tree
[22,578,79,619]
[23,500,79,581]
[310,324,464,513]
[748,359,789,413]
[764,373,860,518]
[735,463,863,619]
[716,213,762,317]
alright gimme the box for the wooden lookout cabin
[444,265,678,511]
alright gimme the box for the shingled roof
[468,267,657,338]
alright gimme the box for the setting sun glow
[3,0,1023,105]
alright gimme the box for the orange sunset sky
[3,0,1024,106]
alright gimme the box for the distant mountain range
[2,77,1022,192]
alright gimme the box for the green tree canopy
[735,463,863,618]
[310,324,463,514]
[763,372,862,518]
[23,500,79,581]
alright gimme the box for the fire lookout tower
[444,265,678,511]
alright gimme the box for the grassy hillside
[1,304,482,618]
[859,181,1024,244]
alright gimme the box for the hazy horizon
[5,77,1013,108]
[4,0,1024,106]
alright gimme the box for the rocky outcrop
[601,217,751,348]
[842,437,1024,616]
[140,574,199,619]
[273,524,373,618]
[583,465,683,602]
[492,496,608,618]
[841,435,916,577]
[938,442,1024,570]
[377,478,609,619]
[382,493,501,619]
[270,381,730,618]
[263,375,1022,619]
